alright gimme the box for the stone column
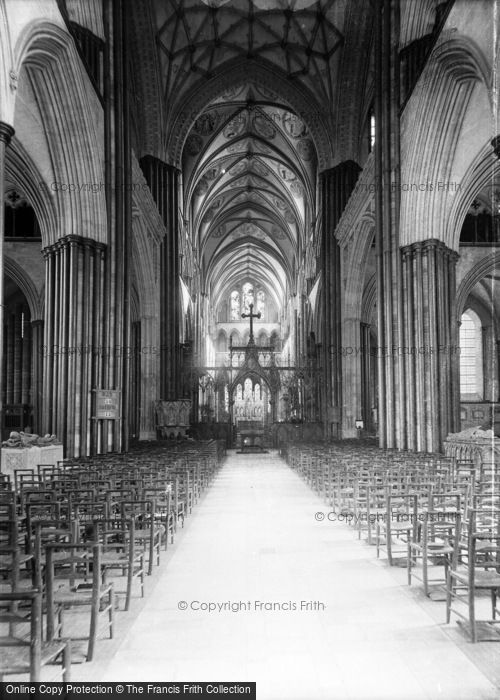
[0,122,15,431]
[5,311,15,404]
[320,161,361,439]
[102,0,132,453]
[401,239,459,452]
[13,304,22,401]
[139,314,159,440]
[341,317,362,437]
[21,309,31,406]
[360,322,372,432]
[42,236,107,456]
[31,320,44,435]
[139,156,181,400]
[374,0,405,449]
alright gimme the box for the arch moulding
[165,59,334,172]
[4,256,43,320]
[455,252,500,322]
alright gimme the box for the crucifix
[241,303,261,345]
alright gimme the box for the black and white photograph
[0,0,499,698]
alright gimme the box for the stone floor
[64,450,500,699]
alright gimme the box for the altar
[237,420,265,453]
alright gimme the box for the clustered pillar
[401,240,460,452]
[42,236,106,456]
[373,0,460,452]
[320,161,361,439]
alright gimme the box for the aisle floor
[73,450,500,700]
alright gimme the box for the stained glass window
[257,290,265,317]
[230,290,240,320]
[242,283,254,314]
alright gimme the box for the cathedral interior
[0,0,498,456]
[0,0,499,695]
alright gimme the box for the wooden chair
[13,469,37,493]
[25,501,64,553]
[94,518,145,611]
[376,491,418,566]
[45,543,114,662]
[37,464,60,483]
[174,470,192,520]
[140,486,175,549]
[407,493,461,596]
[121,500,161,575]
[31,520,77,593]
[0,503,33,591]
[0,475,12,491]
[20,488,56,513]
[0,590,71,681]
[446,509,500,642]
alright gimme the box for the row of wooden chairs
[0,439,224,680]
[284,442,500,643]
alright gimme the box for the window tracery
[228,284,266,320]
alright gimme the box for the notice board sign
[95,390,121,419]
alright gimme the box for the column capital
[401,238,458,262]
[0,122,15,145]
[421,238,441,253]
[42,234,107,257]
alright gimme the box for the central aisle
[78,451,498,699]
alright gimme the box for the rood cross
[241,303,261,344]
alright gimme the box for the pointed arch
[12,19,107,245]
[166,59,333,171]
[400,34,492,248]
[5,139,57,249]
[217,329,228,352]
[4,256,43,320]
[456,252,500,321]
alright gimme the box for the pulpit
[155,400,191,439]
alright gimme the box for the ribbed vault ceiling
[182,83,317,312]
[154,0,345,117]
[152,0,347,318]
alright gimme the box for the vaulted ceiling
[154,0,346,119]
[182,83,317,312]
[148,0,361,322]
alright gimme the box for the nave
[66,450,499,700]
